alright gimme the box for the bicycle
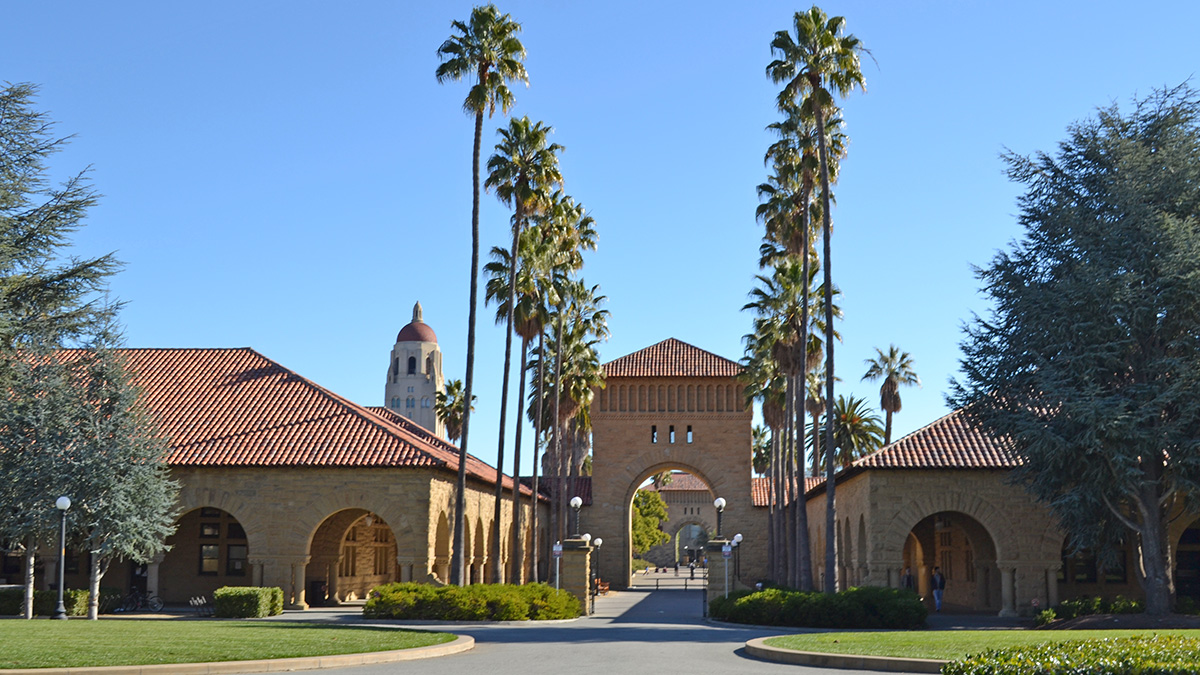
[121,588,164,612]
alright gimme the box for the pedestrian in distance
[931,567,946,612]
[674,561,679,576]
[901,566,915,591]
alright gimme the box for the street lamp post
[713,497,726,538]
[570,496,583,537]
[733,533,743,580]
[591,537,603,615]
[53,496,72,620]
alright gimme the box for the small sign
[722,544,732,559]
[552,543,563,559]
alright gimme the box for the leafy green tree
[861,345,920,445]
[435,4,528,586]
[485,116,564,583]
[950,85,1200,615]
[827,395,884,467]
[434,379,475,444]
[767,5,866,594]
[631,489,670,556]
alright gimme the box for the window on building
[408,386,414,393]
[426,355,434,376]
[200,523,220,538]
[1072,551,1098,584]
[199,507,222,517]
[407,357,417,375]
[406,397,415,409]
[392,357,399,379]
[651,425,657,443]
[374,547,389,575]
[421,397,431,408]
[228,523,246,540]
[687,425,693,443]
[199,545,219,575]
[1104,550,1128,584]
[669,425,676,443]
[64,551,79,574]
[226,545,247,576]
[339,546,356,577]
[940,551,953,578]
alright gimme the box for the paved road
[282,588,894,675]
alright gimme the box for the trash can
[308,580,327,607]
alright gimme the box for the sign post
[722,544,732,598]
[552,542,563,591]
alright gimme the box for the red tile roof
[751,476,824,506]
[853,409,1019,469]
[603,338,742,378]
[650,473,710,492]
[110,348,525,493]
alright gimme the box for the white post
[555,541,560,592]
[724,555,729,598]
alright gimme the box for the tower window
[687,425,693,444]
[392,357,399,378]
[426,354,435,376]
[421,397,431,408]
[651,425,657,443]
[669,425,676,444]
[406,397,415,409]
[407,357,417,375]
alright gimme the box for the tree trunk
[814,99,838,595]
[773,430,786,583]
[784,381,797,588]
[22,539,34,619]
[451,105,486,587]
[509,339,531,584]
[884,408,893,446]
[530,332,546,582]
[1134,460,1174,615]
[793,373,813,591]
[492,201,525,584]
[551,309,566,557]
[87,552,108,620]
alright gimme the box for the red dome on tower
[396,301,437,343]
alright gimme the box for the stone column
[146,553,165,598]
[284,556,311,610]
[705,539,731,608]
[1046,567,1059,608]
[560,537,593,615]
[998,564,1016,617]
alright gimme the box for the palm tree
[828,395,885,467]
[767,5,866,594]
[434,379,476,445]
[435,4,528,586]
[752,425,771,477]
[861,345,920,445]
[484,116,564,583]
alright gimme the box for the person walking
[901,566,915,591]
[931,567,946,612]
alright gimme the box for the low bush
[1176,596,1199,615]
[1034,608,1056,626]
[632,558,655,572]
[1050,595,1143,622]
[943,635,1200,675]
[709,585,926,629]
[213,586,283,618]
[363,582,580,621]
[0,588,91,616]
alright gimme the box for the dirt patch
[1040,613,1200,630]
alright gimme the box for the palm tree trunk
[773,428,786,583]
[552,309,566,550]
[530,332,546,582]
[509,339,531,584]
[884,408,893,446]
[784,380,797,588]
[451,108,485,587]
[815,100,838,595]
[492,202,526,584]
[765,434,775,583]
[793,373,813,591]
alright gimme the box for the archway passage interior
[306,509,399,605]
[637,471,716,570]
[158,507,251,603]
[903,511,1001,613]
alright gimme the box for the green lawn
[763,629,1200,661]
[0,620,455,669]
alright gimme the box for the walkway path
[280,588,893,675]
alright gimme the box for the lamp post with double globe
[52,496,72,620]
[591,537,603,614]
[570,496,583,537]
[713,497,726,538]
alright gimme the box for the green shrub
[1052,595,1144,621]
[0,587,23,615]
[1034,608,1056,626]
[213,586,283,618]
[943,635,1200,675]
[363,582,580,621]
[632,557,655,572]
[709,586,925,629]
[0,586,122,616]
[1176,596,1199,615]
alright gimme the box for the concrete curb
[0,634,474,675]
[744,637,946,673]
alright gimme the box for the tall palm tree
[435,4,528,586]
[752,425,771,476]
[484,116,564,582]
[742,325,788,583]
[827,395,884,467]
[861,345,920,445]
[767,5,866,594]
[434,379,475,445]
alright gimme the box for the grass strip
[0,620,454,669]
[763,629,1200,661]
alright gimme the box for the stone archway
[306,510,400,605]
[159,507,254,603]
[902,511,1001,613]
[1175,519,1200,601]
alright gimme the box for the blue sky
[6,1,1199,477]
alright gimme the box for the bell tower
[384,301,444,437]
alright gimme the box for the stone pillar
[146,553,165,598]
[285,556,311,610]
[998,565,1016,617]
[561,537,593,615]
[1047,567,1059,608]
[975,564,988,609]
[705,539,731,608]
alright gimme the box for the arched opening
[471,518,486,584]
[1177,520,1200,601]
[624,468,716,584]
[306,509,399,605]
[159,507,250,603]
[407,356,417,375]
[903,511,1000,613]
[433,512,450,583]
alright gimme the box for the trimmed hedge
[213,586,284,618]
[1036,595,1145,626]
[943,635,1200,675]
[0,587,91,616]
[709,586,926,629]
[363,582,581,621]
